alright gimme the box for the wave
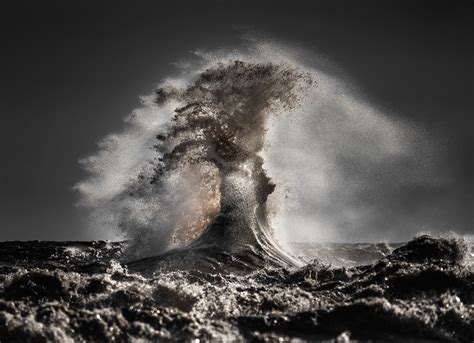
[75,40,437,268]
[76,53,312,266]
[126,60,311,268]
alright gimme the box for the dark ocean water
[0,236,472,342]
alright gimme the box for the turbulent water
[8,43,469,341]
[0,236,473,341]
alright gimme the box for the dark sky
[0,0,472,240]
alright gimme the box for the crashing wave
[125,61,312,270]
[75,42,439,270]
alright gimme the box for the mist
[75,39,452,249]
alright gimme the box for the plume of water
[75,40,438,262]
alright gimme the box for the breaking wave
[75,41,435,266]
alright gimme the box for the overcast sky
[0,0,472,240]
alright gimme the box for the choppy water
[0,235,472,342]
[15,44,472,342]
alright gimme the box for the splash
[76,46,312,264]
[151,61,311,262]
[76,41,438,264]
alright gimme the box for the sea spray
[75,41,438,263]
[76,57,312,263]
[148,61,312,265]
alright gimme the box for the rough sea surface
[58,47,474,342]
[0,235,473,342]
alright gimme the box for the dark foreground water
[0,236,472,342]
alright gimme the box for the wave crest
[77,58,312,264]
